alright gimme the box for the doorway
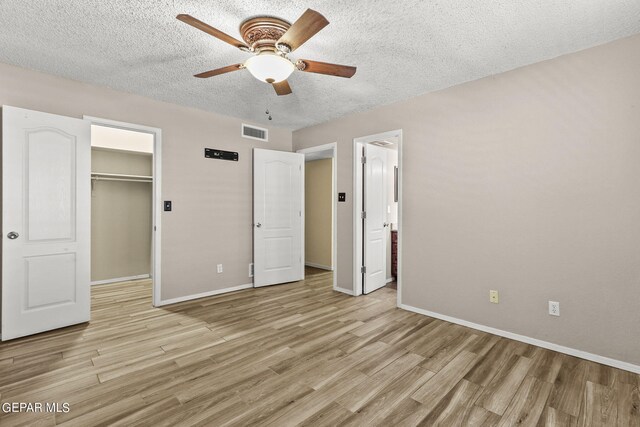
[353,130,402,298]
[297,143,338,292]
[1,106,163,341]
[84,116,162,306]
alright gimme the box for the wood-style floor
[0,268,638,426]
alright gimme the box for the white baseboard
[305,262,333,271]
[91,274,150,286]
[386,277,395,284]
[334,286,354,296]
[157,283,254,306]
[398,303,640,375]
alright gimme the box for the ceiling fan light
[244,53,295,83]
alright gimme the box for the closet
[90,125,153,284]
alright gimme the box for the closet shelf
[91,172,153,182]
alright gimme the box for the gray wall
[91,149,152,282]
[0,62,292,301]
[293,34,640,366]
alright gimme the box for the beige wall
[293,34,640,366]
[0,62,292,301]
[305,159,333,269]
[91,149,152,282]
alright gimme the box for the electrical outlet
[217,264,223,274]
[489,290,499,304]
[249,263,254,277]
[549,301,560,316]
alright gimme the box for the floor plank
[476,354,534,415]
[497,375,553,427]
[616,382,640,427]
[577,381,618,427]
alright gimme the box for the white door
[2,106,91,340]
[253,149,304,287]
[363,144,388,294]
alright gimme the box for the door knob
[256,223,262,228]
[7,231,19,239]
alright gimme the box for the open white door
[2,106,91,340]
[363,144,388,294]
[253,149,304,287]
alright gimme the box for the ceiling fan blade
[194,64,244,78]
[177,14,249,51]
[298,60,357,78]
[277,9,329,52]
[272,80,293,96]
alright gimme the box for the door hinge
[361,266,366,274]
[361,156,366,164]
[361,211,366,219]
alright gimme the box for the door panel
[265,237,293,269]
[25,253,77,310]
[264,161,293,229]
[2,105,91,341]
[364,145,388,294]
[26,129,76,241]
[254,149,304,287]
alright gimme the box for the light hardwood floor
[0,268,638,426]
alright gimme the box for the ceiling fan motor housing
[239,16,291,53]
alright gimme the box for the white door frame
[83,116,162,307]
[296,143,338,293]
[353,130,403,303]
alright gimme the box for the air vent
[242,124,268,142]
[370,140,393,147]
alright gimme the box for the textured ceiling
[0,1,639,130]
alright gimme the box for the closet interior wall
[91,148,152,282]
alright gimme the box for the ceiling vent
[242,124,268,142]
[370,140,394,147]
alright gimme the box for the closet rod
[91,177,152,183]
[92,172,153,180]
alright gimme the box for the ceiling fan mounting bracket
[239,16,291,53]
[295,60,306,71]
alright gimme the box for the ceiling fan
[177,9,357,96]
